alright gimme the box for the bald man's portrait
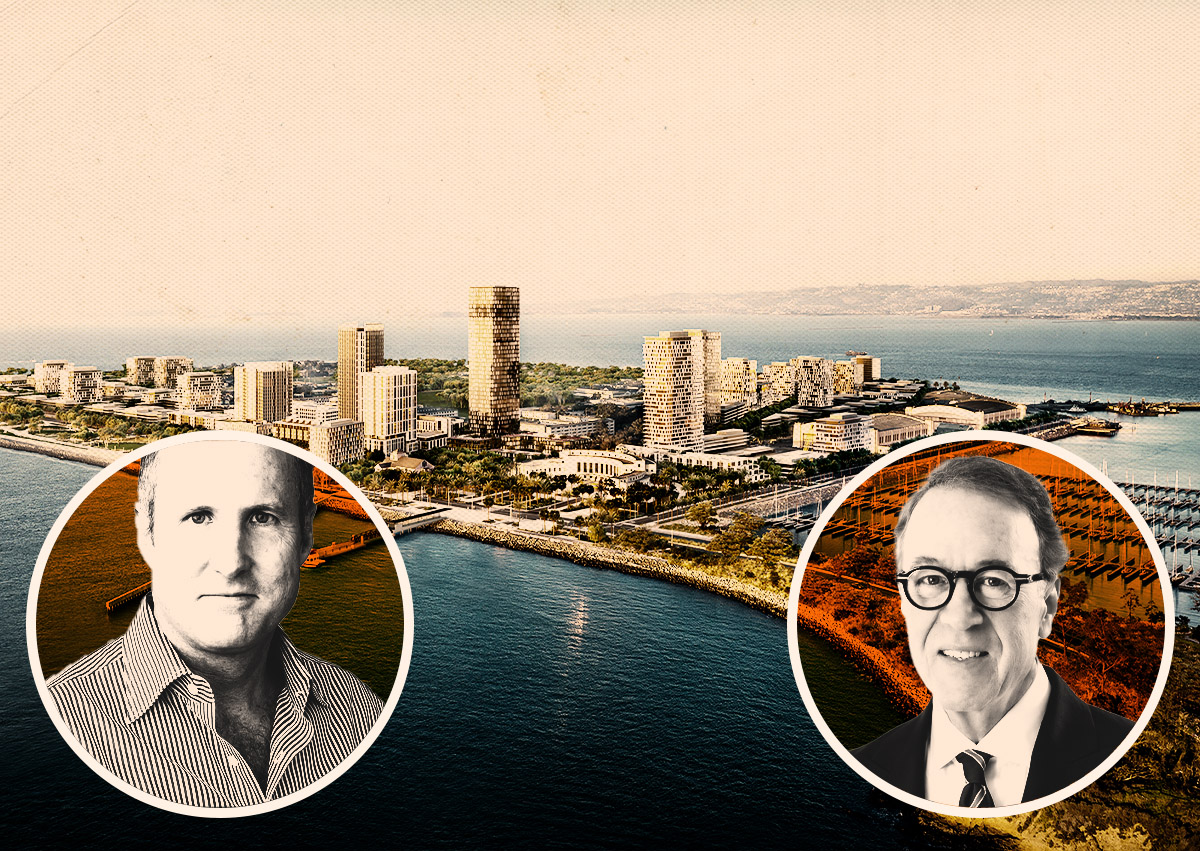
[851,455,1135,808]
[44,438,385,809]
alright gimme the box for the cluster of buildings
[634,328,1028,478]
[13,287,1030,496]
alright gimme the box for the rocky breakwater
[0,432,120,468]
[795,601,928,716]
[429,519,788,618]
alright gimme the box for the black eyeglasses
[896,566,1048,611]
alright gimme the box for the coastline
[425,517,928,717]
[426,518,789,619]
[0,433,120,468]
[795,602,927,716]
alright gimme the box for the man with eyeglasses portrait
[851,455,1133,808]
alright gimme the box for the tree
[614,526,654,552]
[706,512,765,562]
[757,456,783,482]
[1121,588,1142,621]
[587,521,608,543]
[748,529,794,565]
[685,501,716,531]
[483,495,495,521]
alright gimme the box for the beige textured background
[1,1,1196,332]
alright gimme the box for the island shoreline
[0,434,928,717]
[424,516,925,717]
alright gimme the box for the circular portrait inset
[27,432,414,817]
[787,433,1172,817]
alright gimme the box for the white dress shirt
[925,665,1051,807]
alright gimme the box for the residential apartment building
[642,330,704,451]
[720,357,758,408]
[853,354,882,386]
[687,329,722,422]
[309,418,365,467]
[467,286,520,436]
[154,357,194,389]
[761,361,795,405]
[792,356,833,407]
[233,361,293,424]
[337,324,384,420]
[60,365,103,404]
[125,357,156,387]
[176,371,223,410]
[33,360,70,394]
[359,365,417,455]
[832,360,856,394]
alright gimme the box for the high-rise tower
[234,361,293,423]
[642,330,704,451]
[337,324,384,420]
[467,286,520,436]
[359,365,418,455]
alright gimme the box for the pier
[105,580,151,612]
[391,506,451,536]
[304,528,383,567]
[1122,480,1200,584]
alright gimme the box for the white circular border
[26,430,416,818]
[786,431,1175,818]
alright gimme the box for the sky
[1,0,1197,328]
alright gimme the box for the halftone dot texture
[0,0,1196,362]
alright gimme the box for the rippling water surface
[5,449,921,847]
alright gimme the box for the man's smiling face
[897,485,1059,736]
[136,441,313,663]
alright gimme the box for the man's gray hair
[137,445,316,537]
[893,454,1070,580]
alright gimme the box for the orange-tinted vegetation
[799,441,1164,725]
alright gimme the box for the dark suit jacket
[851,666,1134,804]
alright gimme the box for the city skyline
[2,2,1197,332]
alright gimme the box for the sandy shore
[0,432,121,468]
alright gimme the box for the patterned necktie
[956,749,995,808]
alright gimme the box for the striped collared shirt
[47,597,384,808]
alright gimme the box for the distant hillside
[568,280,1199,319]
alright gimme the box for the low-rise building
[906,396,1026,429]
[810,412,871,453]
[621,443,768,483]
[868,412,933,453]
[170,409,230,429]
[291,400,339,424]
[702,428,750,452]
[309,418,364,467]
[214,419,272,435]
[519,449,652,489]
[519,409,607,438]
